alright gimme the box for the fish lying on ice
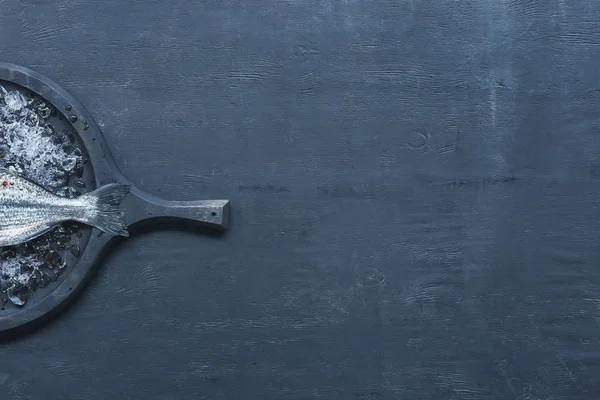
[0,168,130,246]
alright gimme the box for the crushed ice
[0,87,83,191]
[0,86,84,307]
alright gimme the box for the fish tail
[79,183,130,237]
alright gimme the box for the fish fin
[79,183,131,237]
[13,225,56,245]
[0,167,55,194]
[0,224,56,247]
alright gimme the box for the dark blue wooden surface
[2,0,600,398]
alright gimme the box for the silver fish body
[0,168,130,247]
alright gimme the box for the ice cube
[0,86,85,307]
[3,91,27,112]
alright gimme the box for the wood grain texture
[2,0,600,398]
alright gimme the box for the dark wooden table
[2,0,600,398]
